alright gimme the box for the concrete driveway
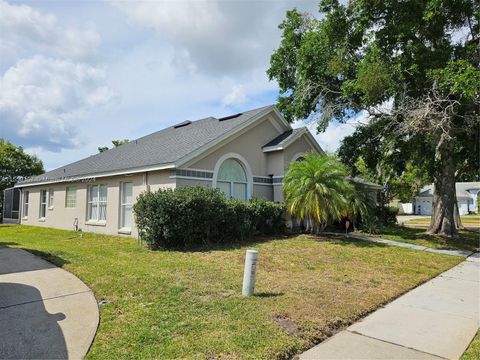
[0,248,99,359]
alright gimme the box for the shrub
[134,186,286,249]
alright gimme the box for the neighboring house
[413,182,480,215]
[14,105,380,236]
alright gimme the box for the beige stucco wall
[189,118,284,177]
[283,134,314,171]
[253,184,273,200]
[19,169,174,237]
[18,120,321,236]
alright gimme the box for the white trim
[291,152,305,162]
[262,128,307,152]
[268,117,284,133]
[262,128,324,155]
[170,176,212,181]
[15,163,175,188]
[119,181,133,230]
[177,167,214,173]
[85,220,106,227]
[303,130,324,154]
[212,153,253,200]
[253,182,273,186]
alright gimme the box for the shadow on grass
[25,249,71,267]
[147,234,298,253]
[306,233,389,248]
[0,241,70,268]
[254,292,284,298]
[0,241,19,248]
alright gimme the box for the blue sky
[1,0,358,170]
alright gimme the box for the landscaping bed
[375,226,479,253]
[0,225,463,359]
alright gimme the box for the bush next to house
[134,186,285,249]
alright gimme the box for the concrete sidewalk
[300,254,480,360]
[0,248,99,359]
[349,233,473,257]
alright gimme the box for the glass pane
[217,181,231,197]
[41,190,47,203]
[122,183,133,204]
[233,182,247,200]
[90,204,98,221]
[89,185,98,202]
[217,159,246,182]
[99,185,107,202]
[99,204,106,221]
[122,205,132,228]
[66,187,76,207]
[49,190,54,207]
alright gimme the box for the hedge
[133,186,285,249]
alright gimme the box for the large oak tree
[268,0,479,236]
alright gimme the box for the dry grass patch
[0,225,462,359]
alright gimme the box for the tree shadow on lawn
[156,234,299,253]
[152,232,389,253]
[0,241,70,268]
[305,233,389,248]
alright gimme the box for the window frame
[87,184,107,223]
[39,189,47,219]
[214,157,249,201]
[48,188,54,209]
[119,182,133,230]
[23,191,29,218]
[65,186,77,208]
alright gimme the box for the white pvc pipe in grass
[242,249,258,296]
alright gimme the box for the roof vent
[173,120,192,128]
[218,113,242,121]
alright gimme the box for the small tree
[283,153,354,233]
[0,139,44,220]
[98,139,129,153]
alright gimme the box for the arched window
[216,158,247,200]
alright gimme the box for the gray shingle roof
[418,182,480,198]
[20,105,273,185]
[262,128,304,148]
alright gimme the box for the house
[13,105,381,236]
[413,182,480,215]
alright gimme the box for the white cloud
[0,56,116,151]
[293,112,370,153]
[223,85,247,105]
[0,0,100,63]
[113,0,318,76]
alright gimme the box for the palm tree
[283,153,355,233]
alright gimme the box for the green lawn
[405,216,480,227]
[462,331,480,360]
[373,226,480,253]
[0,225,464,359]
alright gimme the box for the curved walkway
[0,248,99,359]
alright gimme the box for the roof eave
[15,163,176,188]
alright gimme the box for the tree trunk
[454,193,464,230]
[428,138,457,237]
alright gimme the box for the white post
[242,249,258,296]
